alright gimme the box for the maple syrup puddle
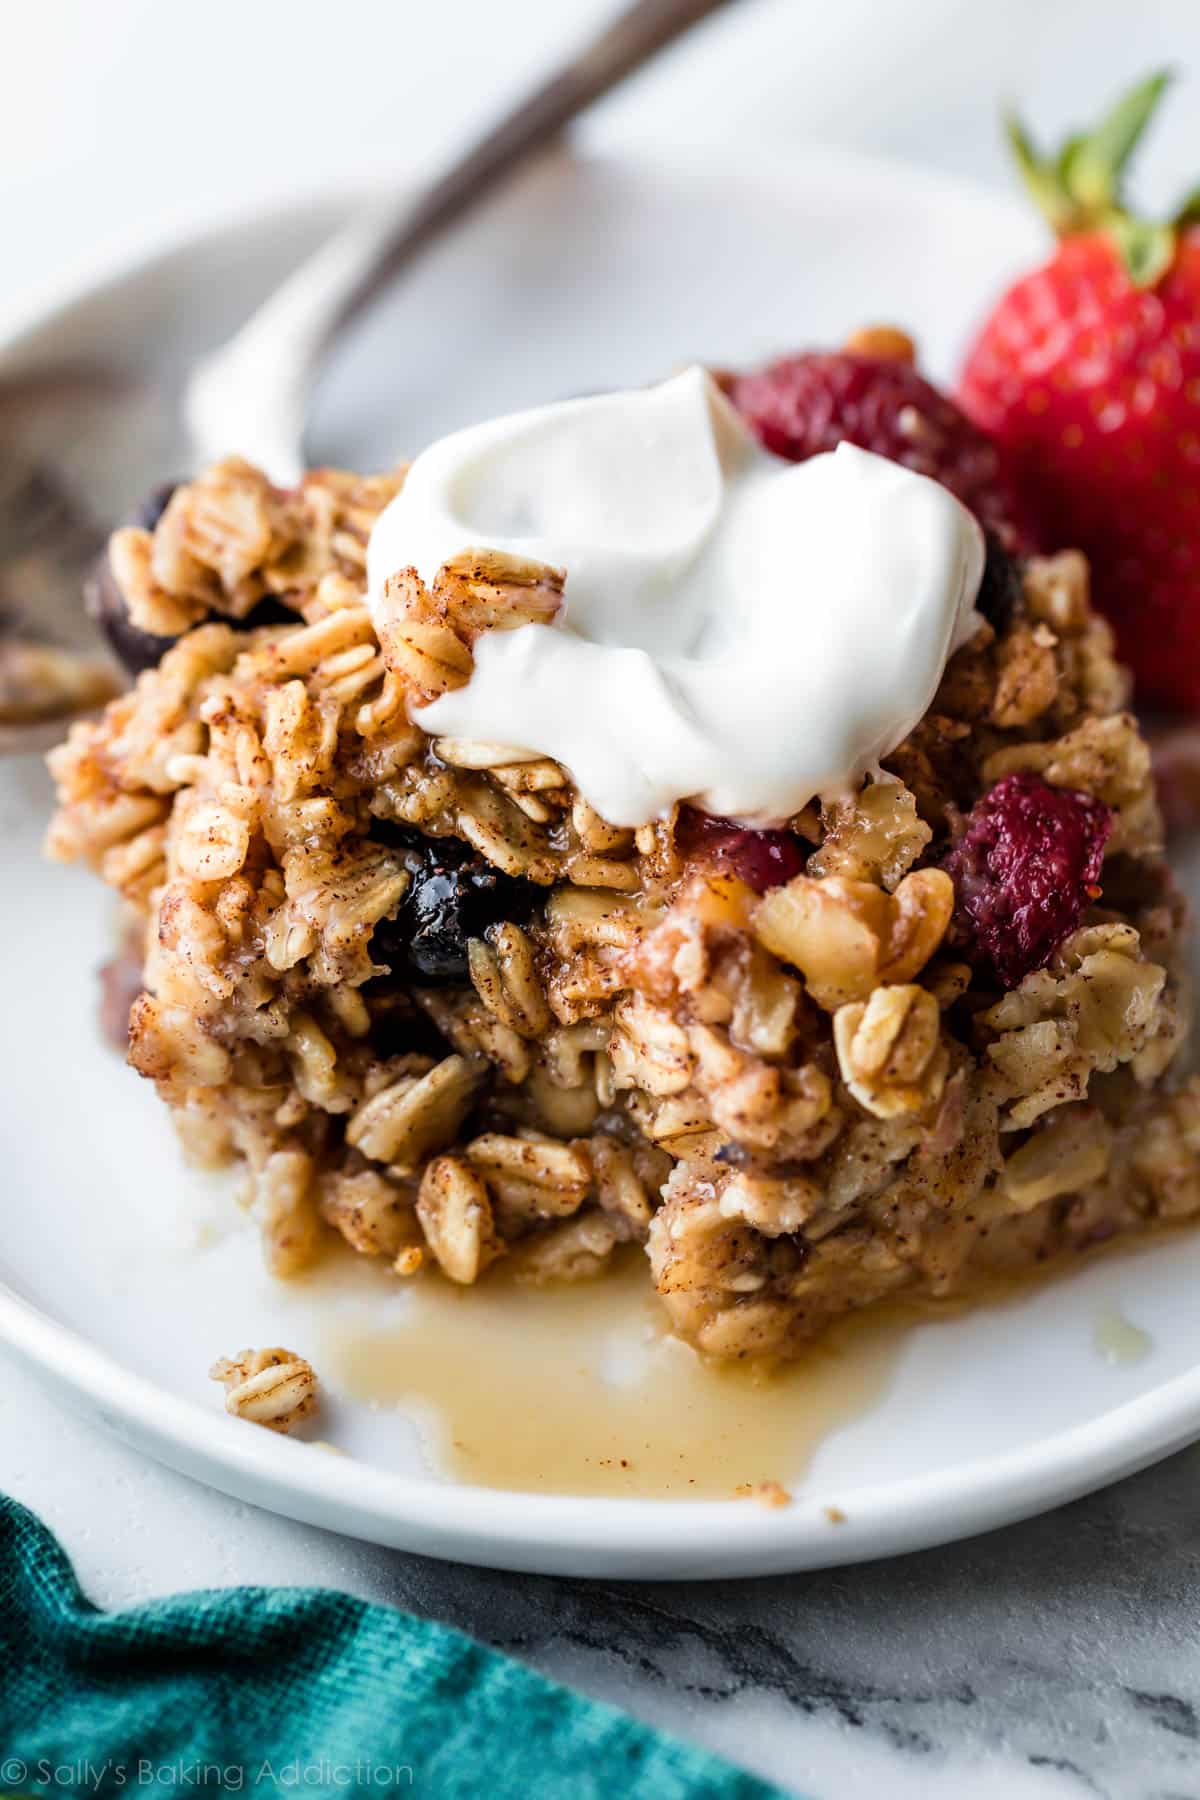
[312,1226,1182,1501]
[317,1250,905,1500]
[1093,1305,1153,1367]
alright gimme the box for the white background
[5,0,1200,318]
[5,4,1200,1795]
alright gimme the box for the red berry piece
[678,807,806,893]
[943,774,1112,989]
[731,351,1029,546]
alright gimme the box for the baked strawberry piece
[731,331,1030,546]
[943,774,1112,989]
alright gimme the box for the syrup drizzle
[319,1251,903,1501]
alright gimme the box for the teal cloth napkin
[0,1495,787,1800]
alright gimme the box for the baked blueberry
[370,830,541,984]
[974,531,1023,633]
[85,483,182,675]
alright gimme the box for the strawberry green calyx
[1005,69,1183,287]
[1106,214,1177,288]
[1177,185,1200,229]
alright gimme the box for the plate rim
[5,1256,1200,1578]
[4,141,1192,1579]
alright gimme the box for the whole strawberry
[960,73,1200,712]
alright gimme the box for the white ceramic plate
[5,145,1200,1580]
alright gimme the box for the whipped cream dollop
[366,367,984,828]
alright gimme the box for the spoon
[0,0,737,749]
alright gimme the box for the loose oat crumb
[0,636,119,725]
[209,1345,318,1434]
[393,1245,425,1276]
[733,1479,792,1508]
[824,1505,847,1524]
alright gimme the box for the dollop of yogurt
[366,367,984,828]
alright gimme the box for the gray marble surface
[4,1348,1200,1799]
[347,1448,1200,1799]
[395,1458,1200,1798]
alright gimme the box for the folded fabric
[0,1494,787,1799]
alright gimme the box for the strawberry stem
[1066,69,1172,213]
[1108,215,1177,287]
[1003,113,1076,232]
[1176,184,1200,228]
[1004,69,1181,286]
